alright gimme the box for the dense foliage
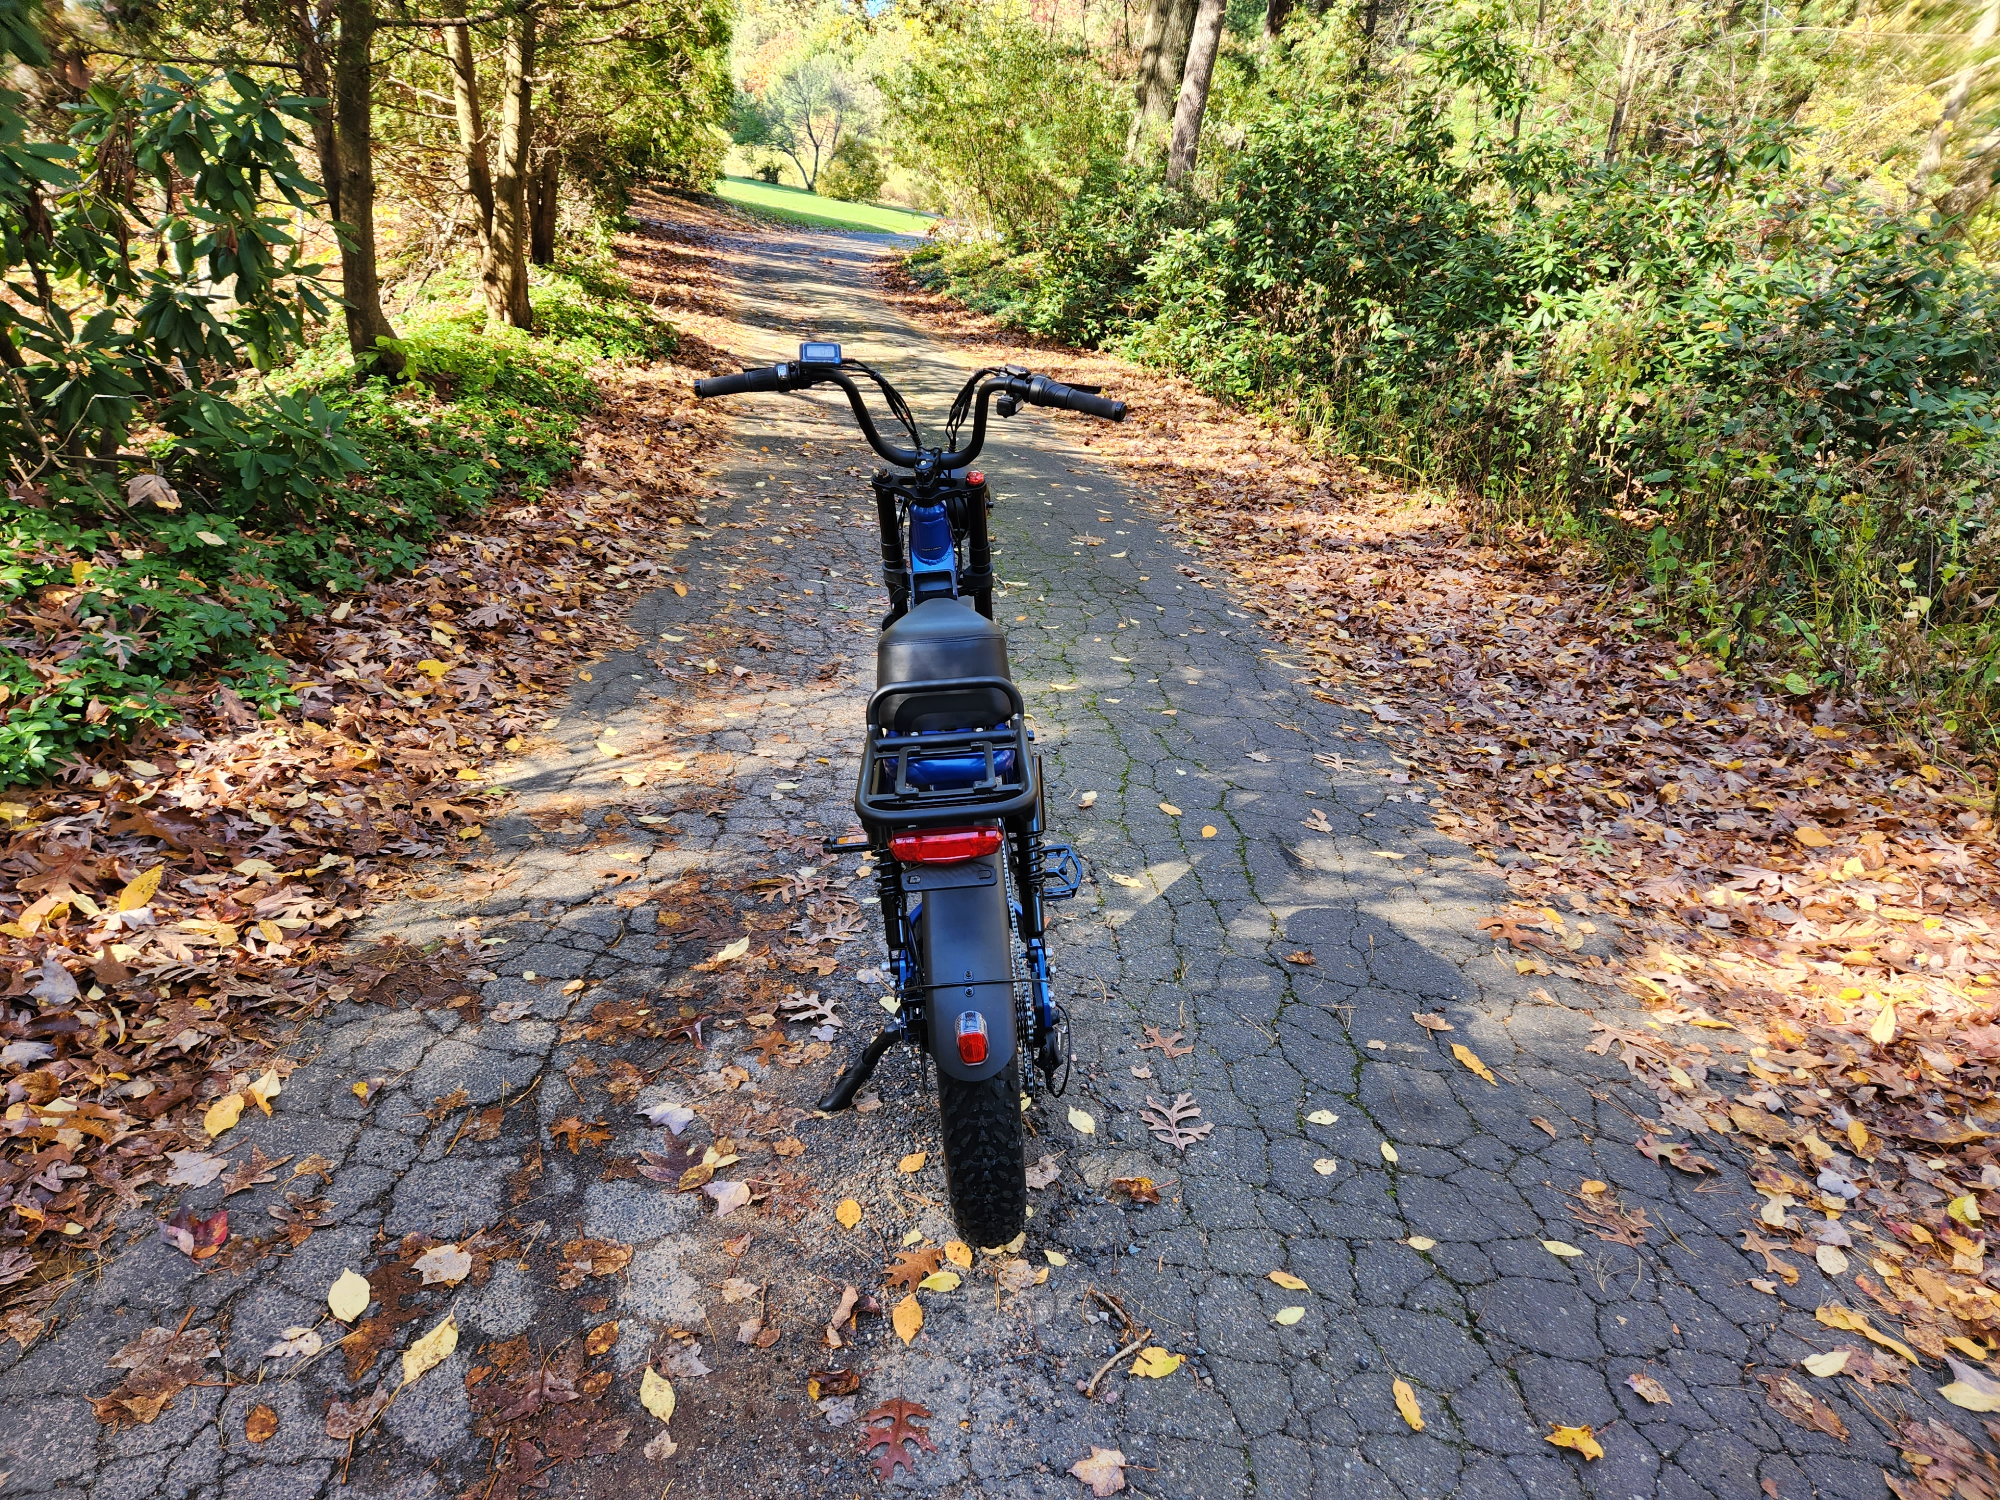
[901,3,2000,739]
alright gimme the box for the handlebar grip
[1029,376,1126,422]
[694,366,788,399]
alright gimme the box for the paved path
[0,222,1943,1500]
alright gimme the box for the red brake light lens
[888,825,1003,865]
[955,1010,989,1065]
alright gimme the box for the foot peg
[818,1026,901,1112]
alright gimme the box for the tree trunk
[1603,18,1642,164]
[1263,0,1293,44]
[529,146,559,265]
[285,0,340,224]
[1126,0,1196,161]
[445,0,493,246]
[1914,0,2000,214]
[332,0,402,372]
[483,2,534,328]
[1165,0,1226,187]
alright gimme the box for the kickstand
[817,1025,902,1112]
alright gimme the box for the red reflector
[967,471,984,486]
[955,1010,989,1065]
[888,825,1003,865]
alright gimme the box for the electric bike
[693,343,1125,1245]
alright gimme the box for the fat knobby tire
[937,1061,1027,1248]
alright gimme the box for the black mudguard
[907,851,1017,1083]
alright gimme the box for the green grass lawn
[713,176,936,236]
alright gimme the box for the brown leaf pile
[0,213,735,1307]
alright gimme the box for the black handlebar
[691,359,1125,469]
[692,367,788,399]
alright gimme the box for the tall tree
[1165,0,1225,185]
[445,0,494,250]
[483,0,535,327]
[331,0,403,369]
[1126,0,1196,159]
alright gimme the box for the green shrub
[820,135,887,204]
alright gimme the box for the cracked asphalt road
[0,215,1965,1500]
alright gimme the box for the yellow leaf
[1847,1119,1870,1153]
[673,582,688,597]
[1795,827,1833,848]
[1801,1350,1850,1377]
[415,658,451,678]
[835,1199,862,1228]
[1942,1380,2000,1413]
[899,1152,928,1174]
[401,1312,457,1386]
[1201,825,1217,838]
[640,1365,676,1423]
[918,1271,961,1292]
[1268,1270,1309,1291]
[246,1069,282,1116]
[1158,802,1182,816]
[1307,1109,1337,1125]
[1045,1250,1068,1267]
[1068,1107,1096,1135]
[1272,1306,1306,1326]
[1815,1304,1917,1364]
[892,1294,923,1345]
[1406,1235,1436,1251]
[1313,1158,1337,1175]
[945,1241,973,1268]
[1393,1379,1424,1431]
[900,1229,925,1247]
[458,825,482,841]
[711,936,750,964]
[1580,1180,1608,1195]
[1869,1003,1897,1045]
[1949,1193,1982,1226]
[1451,1043,1499,1085]
[116,864,163,911]
[328,1269,371,1323]
[1545,1424,1604,1460]
[1130,1348,1183,1378]
[1947,1336,1990,1360]
[1543,1241,1584,1258]
[352,1081,370,1100]
[1380,1142,1398,1163]
[195,530,226,546]
[203,1093,245,1139]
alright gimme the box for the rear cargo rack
[855,677,1038,830]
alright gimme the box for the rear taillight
[888,825,1003,865]
[955,1010,989,1065]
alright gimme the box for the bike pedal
[1040,843,1083,899]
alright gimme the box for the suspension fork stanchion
[966,482,995,621]
[874,479,909,626]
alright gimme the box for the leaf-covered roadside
[0,219,734,1320]
[884,261,2000,1459]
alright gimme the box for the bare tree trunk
[286,0,340,223]
[1126,0,1196,161]
[445,0,493,246]
[1165,0,1226,186]
[529,145,559,265]
[483,2,534,328]
[332,0,403,372]
[1263,0,1293,44]
[1914,0,2000,213]
[1604,17,1643,164]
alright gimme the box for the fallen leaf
[1451,1043,1499,1085]
[1625,1372,1672,1404]
[401,1312,457,1386]
[1412,1012,1453,1031]
[245,1068,283,1115]
[1025,1154,1062,1189]
[720,1277,760,1303]
[1313,1158,1337,1175]
[585,1322,619,1358]
[163,1150,227,1188]
[711,936,750,964]
[1816,1245,1850,1276]
[1543,1241,1585,1258]
[945,1240,973,1268]
[413,1243,472,1287]
[1130,1347,1183,1378]
[245,1404,279,1443]
[1110,1175,1161,1203]
[1046,1250,1068,1267]
[1381,1142,1399,1163]
[1545,1424,1604,1460]
[892,1294,922,1345]
[1272,1306,1306,1325]
[1069,1446,1129,1497]
[1801,1349,1851,1378]
[918,1271,961,1292]
[324,1387,392,1440]
[1530,1117,1558,1138]
[1815,1304,1917,1364]
[704,1180,751,1217]
[1068,1107,1096,1135]
[1939,1356,2000,1413]
[1159,802,1182,816]
[1306,1109,1337,1125]
[1393,1378,1424,1431]
[203,1093,245,1138]
[329,1269,372,1323]
[835,1199,863,1228]
[1268,1270,1310,1291]
[1139,1092,1214,1151]
[1869,1002,1897,1045]
[116,864,163,911]
[641,1365,677,1423]
[898,1152,927,1174]
[264,1327,322,1359]
[1758,1372,1850,1439]
[1078,790,1098,808]
[1201,825,1217,838]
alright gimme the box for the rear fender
[909,852,1016,1083]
